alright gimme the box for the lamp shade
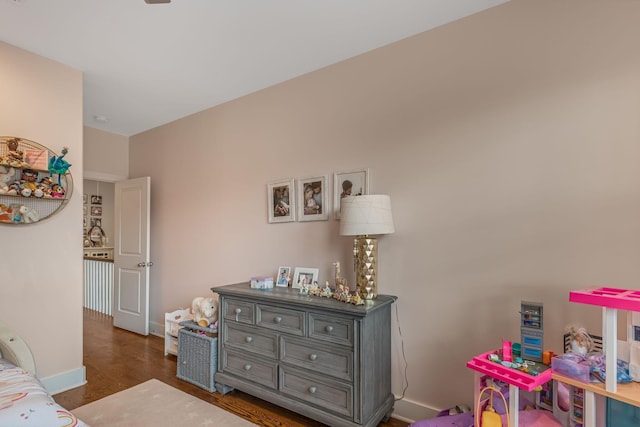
[339,195,395,236]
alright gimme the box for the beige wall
[129,0,640,414]
[0,41,84,390]
[84,126,129,181]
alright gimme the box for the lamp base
[353,236,378,299]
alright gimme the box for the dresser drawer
[281,336,353,381]
[222,298,254,324]
[257,304,305,336]
[223,322,278,358]
[222,348,278,389]
[279,365,353,417]
[309,313,354,347]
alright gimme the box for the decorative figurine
[48,146,72,186]
[334,261,347,289]
[321,281,333,297]
[309,281,320,296]
[351,293,364,305]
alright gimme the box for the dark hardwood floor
[54,309,409,427]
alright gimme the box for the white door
[113,177,151,335]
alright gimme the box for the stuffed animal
[0,204,12,222]
[0,166,14,194]
[19,205,39,223]
[192,296,218,327]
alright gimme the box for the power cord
[394,303,409,401]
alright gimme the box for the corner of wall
[392,397,440,423]
[41,365,87,395]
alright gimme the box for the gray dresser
[212,282,397,427]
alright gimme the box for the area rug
[71,379,254,426]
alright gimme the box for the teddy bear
[191,296,218,328]
[0,166,15,194]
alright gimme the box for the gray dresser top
[212,282,396,317]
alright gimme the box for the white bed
[0,320,88,427]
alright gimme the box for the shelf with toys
[0,136,73,224]
[551,287,640,427]
[467,348,554,427]
[467,301,559,427]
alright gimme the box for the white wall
[0,41,84,391]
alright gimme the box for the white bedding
[0,358,88,427]
[0,320,88,427]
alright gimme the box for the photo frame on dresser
[276,266,291,287]
[267,179,295,223]
[292,267,319,289]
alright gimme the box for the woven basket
[177,325,218,392]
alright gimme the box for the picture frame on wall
[292,267,319,289]
[267,179,295,223]
[83,194,88,204]
[90,206,102,216]
[276,266,291,287]
[333,168,369,219]
[297,175,329,221]
[91,195,102,205]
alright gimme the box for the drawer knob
[244,364,252,371]
[245,336,253,343]
[308,386,317,394]
[274,316,282,324]
[309,354,318,361]
[325,325,334,333]
[234,308,242,321]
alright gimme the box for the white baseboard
[149,319,163,338]
[392,397,439,423]
[41,366,87,395]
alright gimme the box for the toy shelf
[552,372,640,409]
[467,350,554,427]
[569,287,640,311]
[553,286,640,427]
[466,350,553,392]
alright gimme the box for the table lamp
[339,195,394,300]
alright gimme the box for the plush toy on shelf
[0,166,15,194]
[19,205,39,223]
[191,296,218,328]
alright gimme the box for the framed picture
[83,205,88,216]
[90,217,102,227]
[90,206,102,216]
[267,179,295,223]
[276,266,291,287]
[83,194,88,204]
[91,195,102,205]
[292,267,319,289]
[333,168,369,219]
[297,175,329,221]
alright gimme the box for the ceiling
[0,0,508,136]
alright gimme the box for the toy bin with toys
[176,321,218,392]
